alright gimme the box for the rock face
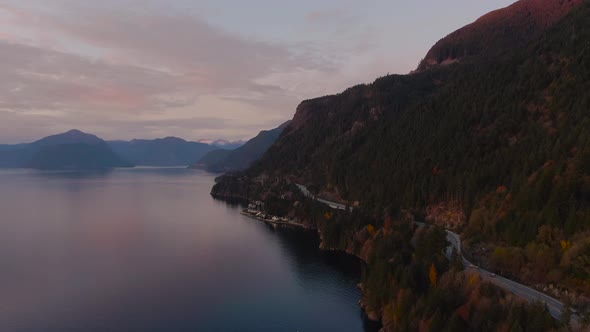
[417,0,583,71]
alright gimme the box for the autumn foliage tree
[430,263,438,287]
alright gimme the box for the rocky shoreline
[237,201,382,326]
[211,182,384,327]
[317,232,381,323]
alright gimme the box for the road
[417,222,578,324]
[295,184,578,325]
[295,184,350,210]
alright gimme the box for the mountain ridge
[108,137,216,167]
[417,0,584,71]
[32,129,104,146]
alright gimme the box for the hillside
[193,121,290,172]
[195,149,232,168]
[418,0,583,70]
[214,1,590,329]
[250,1,590,241]
[108,137,216,166]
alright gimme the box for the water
[0,168,378,332]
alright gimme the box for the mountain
[108,137,216,166]
[33,129,104,146]
[194,149,232,168]
[246,1,589,235]
[418,0,583,71]
[193,121,291,172]
[0,145,37,168]
[24,142,132,170]
[0,130,132,170]
[0,144,28,152]
[0,131,218,168]
[213,1,590,328]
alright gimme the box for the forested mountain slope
[242,0,590,295]
[211,1,590,329]
[418,0,583,70]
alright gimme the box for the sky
[0,0,515,143]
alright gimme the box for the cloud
[0,1,386,143]
[0,40,183,113]
[306,9,347,23]
[4,2,336,91]
[0,2,335,142]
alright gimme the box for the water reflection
[0,168,378,332]
[29,168,115,178]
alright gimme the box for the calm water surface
[0,168,378,332]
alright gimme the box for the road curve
[295,184,578,325]
[417,222,578,324]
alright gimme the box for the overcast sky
[0,0,515,143]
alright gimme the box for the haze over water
[0,168,376,332]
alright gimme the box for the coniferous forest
[213,2,590,330]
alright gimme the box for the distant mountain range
[192,121,291,173]
[108,137,217,167]
[0,126,285,170]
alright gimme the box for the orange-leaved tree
[429,263,438,287]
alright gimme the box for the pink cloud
[0,40,183,113]
[0,1,361,143]
[80,87,147,109]
[0,31,13,40]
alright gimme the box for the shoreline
[239,208,382,324]
[239,210,315,230]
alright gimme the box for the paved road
[416,222,578,324]
[295,184,350,210]
[296,185,579,324]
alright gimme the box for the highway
[418,222,578,324]
[295,184,350,210]
[295,184,579,325]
